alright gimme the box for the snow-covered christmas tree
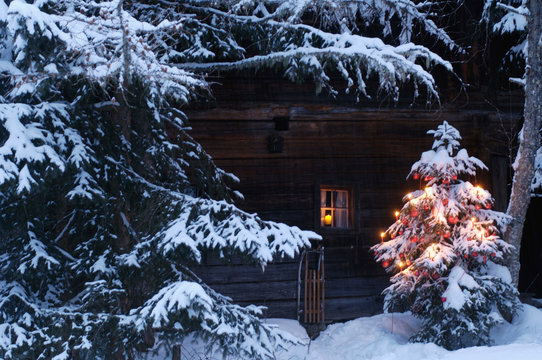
[372,121,520,350]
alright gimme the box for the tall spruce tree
[372,121,520,350]
[0,1,319,359]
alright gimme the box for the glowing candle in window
[324,211,332,226]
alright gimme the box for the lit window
[320,187,350,228]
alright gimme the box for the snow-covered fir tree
[372,121,520,350]
[0,1,320,359]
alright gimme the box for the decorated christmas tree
[372,121,520,350]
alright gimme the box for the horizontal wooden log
[186,101,522,122]
[195,262,298,284]
[235,294,384,320]
[323,295,384,321]
[202,274,388,303]
[196,248,386,283]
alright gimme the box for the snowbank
[145,303,542,360]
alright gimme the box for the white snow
[442,266,479,311]
[150,304,542,360]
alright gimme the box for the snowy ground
[148,303,542,360]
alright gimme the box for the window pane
[336,191,347,208]
[335,209,348,228]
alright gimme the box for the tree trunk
[172,344,181,360]
[505,0,542,288]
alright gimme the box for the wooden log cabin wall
[186,70,524,322]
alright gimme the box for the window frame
[316,184,355,232]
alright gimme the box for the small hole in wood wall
[274,116,290,131]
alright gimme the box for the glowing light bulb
[428,245,436,260]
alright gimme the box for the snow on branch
[179,0,456,100]
[180,28,450,100]
[128,265,300,360]
[496,2,530,16]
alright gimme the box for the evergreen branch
[496,2,530,16]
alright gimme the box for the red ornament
[452,175,458,180]
[473,252,478,257]
[443,231,451,239]
[413,173,420,180]
[467,237,472,241]
[441,297,447,303]
[391,234,396,239]
[410,236,418,243]
[492,252,496,257]
[432,273,440,279]
[464,254,469,259]
[448,216,458,224]
[399,230,404,235]
[382,260,390,268]
[485,203,492,209]
[436,230,441,235]
[443,179,450,184]
[424,176,434,182]
[399,253,405,259]
[410,209,419,217]
[475,204,482,210]
[406,260,412,266]
[423,271,429,277]
[442,199,449,206]
[374,251,378,257]
[423,204,430,210]
[402,218,409,225]
[419,237,425,243]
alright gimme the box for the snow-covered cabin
[184,68,542,322]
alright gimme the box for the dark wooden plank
[233,295,385,320]
[195,262,300,284]
[324,296,384,321]
[238,300,298,319]
[206,275,388,303]
[210,280,297,302]
[196,250,386,285]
